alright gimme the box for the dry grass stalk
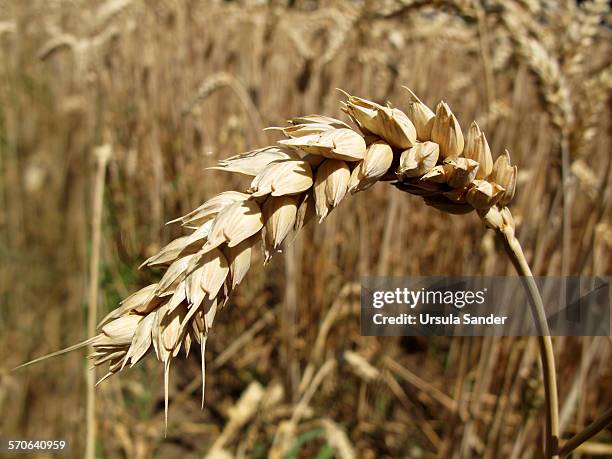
[86,145,112,459]
[558,407,612,458]
[207,381,264,454]
[318,418,356,459]
[343,350,379,382]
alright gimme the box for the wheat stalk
[16,87,570,456]
[85,145,111,459]
[558,407,612,458]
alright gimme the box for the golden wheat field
[1,0,611,458]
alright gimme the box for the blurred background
[0,0,610,458]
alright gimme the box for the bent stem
[558,406,612,457]
[492,214,560,459]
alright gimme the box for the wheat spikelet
[279,4,359,65]
[319,3,360,66]
[561,0,609,79]
[500,3,574,131]
[571,67,612,153]
[183,72,266,144]
[92,0,134,33]
[37,24,121,73]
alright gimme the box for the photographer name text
[372,312,508,325]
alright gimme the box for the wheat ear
[14,88,560,457]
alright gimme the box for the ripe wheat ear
[14,88,562,457]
